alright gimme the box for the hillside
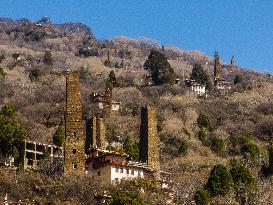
[1,17,273,204]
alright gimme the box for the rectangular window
[131,170,134,175]
[120,168,123,173]
[115,167,119,173]
[126,169,129,174]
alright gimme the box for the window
[98,171,101,176]
[138,171,141,176]
[115,167,119,173]
[131,170,134,175]
[72,132,77,137]
[120,168,123,173]
[73,149,77,154]
[73,164,77,169]
[126,169,129,174]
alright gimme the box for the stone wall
[86,115,106,150]
[139,106,160,173]
[64,71,86,173]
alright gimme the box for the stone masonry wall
[64,71,86,173]
[139,106,160,173]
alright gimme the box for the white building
[91,93,121,111]
[87,148,156,183]
[185,79,206,96]
[215,79,233,94]
[190,83,206,96]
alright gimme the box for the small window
[72,132,77,137]
[138,171,141,176]
[120,168,123,173]
[73,149,77,154]
[126,169,129,174]
[115,167,119,173]
[131,170,134,175]
[73,164,77,169]
[98,171,101,176]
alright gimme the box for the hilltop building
[91,81,121,115]
[185,79,206,96]
[213,51,233,93]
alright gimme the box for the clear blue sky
[0,0,273,72]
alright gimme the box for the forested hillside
[1,17,273,204]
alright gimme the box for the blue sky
[0,0,273,72]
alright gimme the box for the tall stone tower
[214,51,222,81]
[88,115,106,149]
[139,106,160,172]
[231,55,235,66]
[64,71,86,173]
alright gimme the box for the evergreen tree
[191,64,212,90]
[207,164,233,196]
[53,126,65,147]
[144,50,175,85]
[0,105,26,157]
[43,50,53,65]
[234,74,242,85]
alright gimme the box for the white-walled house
[87,149,156,183]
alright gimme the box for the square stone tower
[139,106,160,172]
[87,115,106,150]
[64,71,86,173]
[214,51,222,82]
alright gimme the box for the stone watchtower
[214,51,222,83]
[87,115,106,150]
[231,55,235,66]
[139,106,160,173]
[64,71,86,173]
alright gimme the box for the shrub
[241,142,259,159]
[230,162,255,188]
[29,68,42,81]
[43,50,53,65]
[53,126,65,147]
[207,164,233,196]
[234,74,242,85]
[0,104,16,118]
[194,189,211,205]
[229,159,258,204]
[178,139,189,156]
[0,67,6,77]
[123,135,139,160]
[211,137,225,156]
[197,128,210,146]
[107,190,147,205]
[197,114,212,130]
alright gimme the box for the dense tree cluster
[0,105,26,157]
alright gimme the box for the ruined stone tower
[87,115,106,149]
[64,71,86,173]
[139,106,160,172]
[214,51,222,81]
[231,55,235,66]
